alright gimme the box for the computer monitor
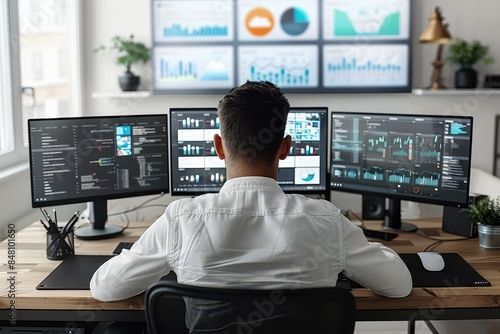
[170,107,329,197]
[330,112,473,232]
[28,115,169,240]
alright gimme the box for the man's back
[170,176,345,289]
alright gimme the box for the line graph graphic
[323,45,409,87]
[239,46,318,88]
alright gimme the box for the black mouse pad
[350,253,491,288]
[37,255,113,290]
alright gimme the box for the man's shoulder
[286,194,343,215]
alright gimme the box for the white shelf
[91,91,151,99]
[412,88,500,96]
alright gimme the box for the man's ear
[213,133,225,160]
[278,135,292,160]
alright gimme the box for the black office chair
[145,281,356,334]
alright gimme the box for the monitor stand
[381,199,418,233]
[74,200,125,240]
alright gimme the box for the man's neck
[226,162,278,180]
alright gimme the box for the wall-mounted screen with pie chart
[151,0,411,95]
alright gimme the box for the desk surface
[2,218,500,320]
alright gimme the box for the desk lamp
[419,7,452,89]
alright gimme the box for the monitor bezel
[329,111,473,209]
[28,114,170,209]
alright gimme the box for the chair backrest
[145,281,356,334]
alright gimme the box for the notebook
[37,255,113,290]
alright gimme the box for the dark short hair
[217,81,290,165]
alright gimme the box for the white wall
[80,0,500,217]
[3,0,500,239]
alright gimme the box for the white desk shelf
[412,88,500,96]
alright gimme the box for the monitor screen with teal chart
[151,0,412,94]
[330,112,473,231]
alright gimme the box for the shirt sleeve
[341,216,413,298]
[90,207,173,302]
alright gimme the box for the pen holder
[46,228,75,260]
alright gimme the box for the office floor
[354,321,432,334]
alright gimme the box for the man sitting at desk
[91,81,412,303]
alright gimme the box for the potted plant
[94,35,150,91]
[465,196,500,248]
[446,38,494,89]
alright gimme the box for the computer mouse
[417,252,445,272]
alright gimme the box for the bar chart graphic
[153,1,233,42]
[323,45,408,87]
[162,24,229,38]
[239,46,319,87]
[155,47,234,90]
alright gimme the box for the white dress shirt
[90,176,412,301]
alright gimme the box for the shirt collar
[220,176,283,193]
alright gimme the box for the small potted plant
[446,38,494,89]
[94,35,150,91]
[465,196,500,248]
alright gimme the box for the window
[0,0,81,172]
[0,1,19,170]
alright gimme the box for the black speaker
[442,195,488,237]
[362,196,386,220]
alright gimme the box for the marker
[40,220,50,232]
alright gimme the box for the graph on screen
[153,0,234,42]
[239,46,319,87]
[323,45,408,87]
[238,1,319,41]
[154,46,234,89]
[151,0,411,94]
[322,0,410,40]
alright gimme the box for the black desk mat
[350,253,491,288]
[37,255,113,290]
[37,253,490,290]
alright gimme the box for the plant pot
[477,223,500,249]
[119,71,140,91]
[455,67,478,89]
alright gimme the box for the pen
[40,207,49,221]
[40,219,50,232]
[53,209,58,225]
[61,210,80,236]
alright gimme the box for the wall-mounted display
[151,0,412,94]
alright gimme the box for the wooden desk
[1,219,500,326]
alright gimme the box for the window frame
[0,0,82,174]
[0,0,25,172]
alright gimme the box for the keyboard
[113,241,134,255]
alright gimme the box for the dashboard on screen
[330,112,473,208]
[28,115,169,239]
[170,107,328,195]
[151,0,412,94]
